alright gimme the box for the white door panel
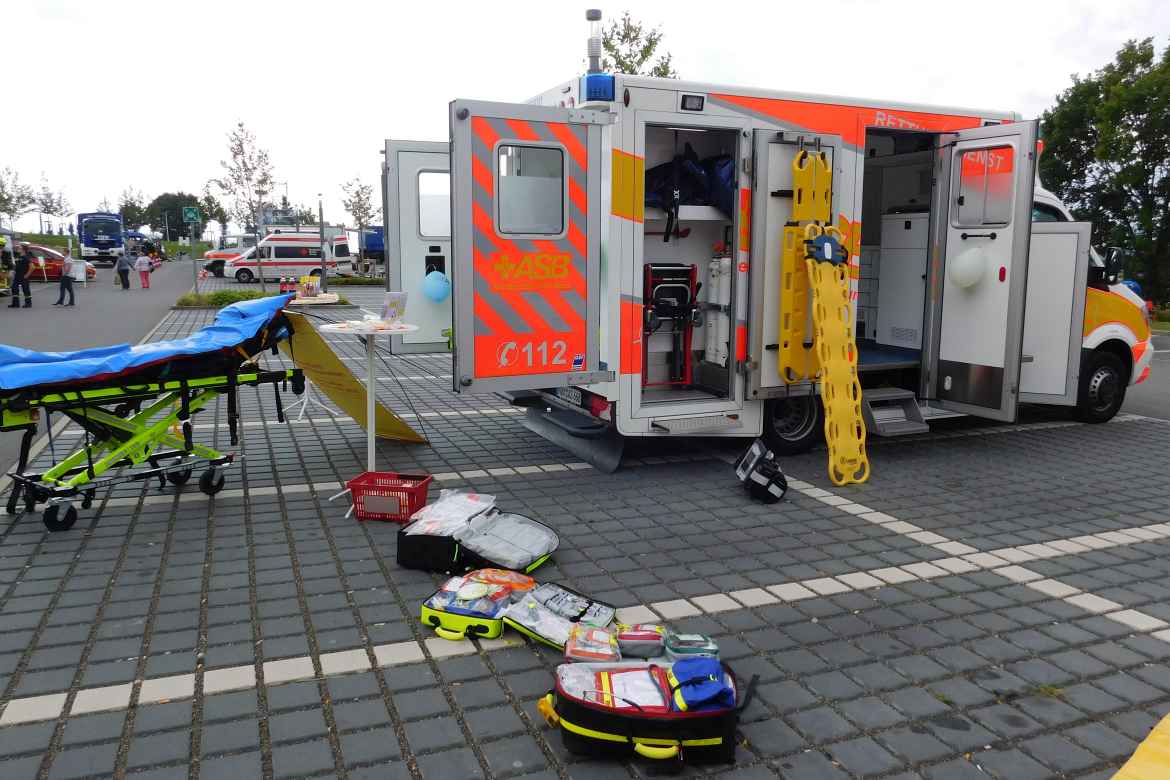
[1020,223,1090,404]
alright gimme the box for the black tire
[199,468,226,496]
[43,503,78,532]
[235,269,254,284]
[309,269,322,277]
[1076,351,1127,423]
[762,395,824,455]
[167,467,193,486]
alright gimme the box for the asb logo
[490,252,571,290]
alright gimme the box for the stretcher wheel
[42,504,77,533]
[167,468,193,486]
[199,468,226,496]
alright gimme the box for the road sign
[182,206,201,224]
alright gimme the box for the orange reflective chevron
[620,297,643,375]
[738,188,751,251]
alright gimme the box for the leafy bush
[331,276,386,286]
[175,289,349,307]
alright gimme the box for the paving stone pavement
[0,300,1167,779]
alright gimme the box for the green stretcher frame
[2,367,303,526]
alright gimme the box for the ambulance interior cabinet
[875,212,929,350]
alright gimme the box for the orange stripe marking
[545,122,587,171]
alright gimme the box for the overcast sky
[8,0,1168,234]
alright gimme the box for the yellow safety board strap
[1113,712,1170,779]
[805,224,869,486]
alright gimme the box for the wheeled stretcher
[0,295,305,531]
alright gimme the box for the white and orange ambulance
[223,229,349,283]
[382,17,1151,469]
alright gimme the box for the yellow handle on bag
[634,743,680,760]
[433,626,466,641]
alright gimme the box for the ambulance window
[497,145,564,235]
[955,145,1014,226]
[274,246,322,259]
[1032,202,1067,222]
[418,171,450,238]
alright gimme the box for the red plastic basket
[344,472,433,523]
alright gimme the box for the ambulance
[382,12,1151,470]
[223,229,348,283]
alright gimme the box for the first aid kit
[420,569,535,640]
[502,584,616,650]
[397,491,559,574]
[538,659,755,765]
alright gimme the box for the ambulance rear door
[930,120,1038,421]
[448,100,612,393]
[384,139,452,353]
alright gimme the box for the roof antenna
[586,9,603,74]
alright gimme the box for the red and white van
[223,231,350,283]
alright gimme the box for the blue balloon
[423,270,451,302]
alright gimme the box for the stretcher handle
[433,626,467,641]
[634,743,679,760]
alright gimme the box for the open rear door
[384,139,451,353]
[932,121,1038,420]
[449,100,612,393]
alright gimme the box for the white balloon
[948,246,986,289]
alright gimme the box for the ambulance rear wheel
[43,504,77,532]
[763,395,823,455]
[235,269,254,284]
[1076,351,1126,424]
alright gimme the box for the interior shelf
[644,205,728,222]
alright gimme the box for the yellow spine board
[778,225,819,382]
[778,149,831,383]
[1113,712,1170,779]
[805,225,869,486]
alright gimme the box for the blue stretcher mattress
[0,294,294,392]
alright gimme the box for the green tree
[145,191,202,240]
[1,168,35,228]
[198,191,230,229]
[119,187,148,231]
[209,121,275,232]
[1040,38,1170,298]
[601,12,677,78]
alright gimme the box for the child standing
[135,252,153,289]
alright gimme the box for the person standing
[134,252,152,289]
[54,248,76,306]
[9,245,32,308]
[115,251,133,290]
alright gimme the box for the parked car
[23,244,98,281]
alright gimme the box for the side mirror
[1104,246,1127,282]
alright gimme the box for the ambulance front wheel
[1076,351,1126,424]
[763,396,823,455]
[234,269,254,284]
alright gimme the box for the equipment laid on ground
[397,490,559,574]
[0,295,304,531]
[420,569,536,641]
[734,438,789,503]
[565,625,621,663]
[538,658,755,765]
[502,583,616,650]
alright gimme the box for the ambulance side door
[384,139,452,351]
[931,120,1038,421]
[448,100,612,393]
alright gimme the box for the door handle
[960,232,997,240]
